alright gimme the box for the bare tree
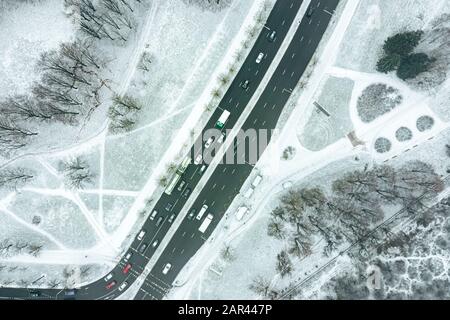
[249,276,271,298]
[61,156,95,189]
[276,250,293,278]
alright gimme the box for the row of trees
[0,239,43,258]
[267,161,443,267]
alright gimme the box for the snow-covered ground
[168,0,450,300]
[0,0,271,288]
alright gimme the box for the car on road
[268,30,277,42]
[168,214,176,224]
[150,210,158,221]
[182,187,191,199]
[64,290,76,300]
[162,263,172,275]
[204,137,215,149]
[194,154,203,165]
[104,272,114,282]
[306,6,314,17]
[123,263,132,274]
[152,239,160,248]
[118,282,128,292]
[106,280,117,290]
[177,180,186,192]
[124,252,133,263]
[256,52,264,64]
[137,229,146,241]
[29,291,40,297]
[241,80,250,90]
[217,132,226,144]
[187,208,196,220]
[156,216,164,227]
[139,243,148,254]
[165,202,174,212]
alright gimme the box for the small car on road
[123,263,132,274]
[256,52,264,64]
[139,243,148,254]
[123,252,133,263]
[241,80,250,90]
[168,214,176,224]
[268,30,277,42]
[182,188,191,199]
[217,132,226,144]
[306,7,314,17]
[106,280,117,290]
[152,239,160,248]
[187,208,197,220]
[194,154,203,165]
[165,202,174,212]
[118,282,128,292]
[204,137,215,149]
[137,229,146,241]
[150,210,158,221]
[104,272,114,282]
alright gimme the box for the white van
[252,175,263,188]
[196,204,208,220]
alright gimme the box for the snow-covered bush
[374,137,392,153]
[416,116,435,132]
[395,127,413,142]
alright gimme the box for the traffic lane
[149,0,340,287]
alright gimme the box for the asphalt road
[0,0,303,300]
[135,0,340,300]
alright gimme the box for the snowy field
[0,0,269,288]
[171,0,450,300]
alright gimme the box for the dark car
[182,188,192,199]
[306,7,314,17]
[268,30,277,42]
[187,209,197,220]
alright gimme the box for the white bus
[196,204,208,220]
[165,173,182,196]
[216,110,230,129]
[199,214,213,233]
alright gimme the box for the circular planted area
[375,137,392,153]
[417,116,435,132]
[395,127,413,142]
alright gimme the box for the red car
[123,263,132,274]
[106,280,117,290]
